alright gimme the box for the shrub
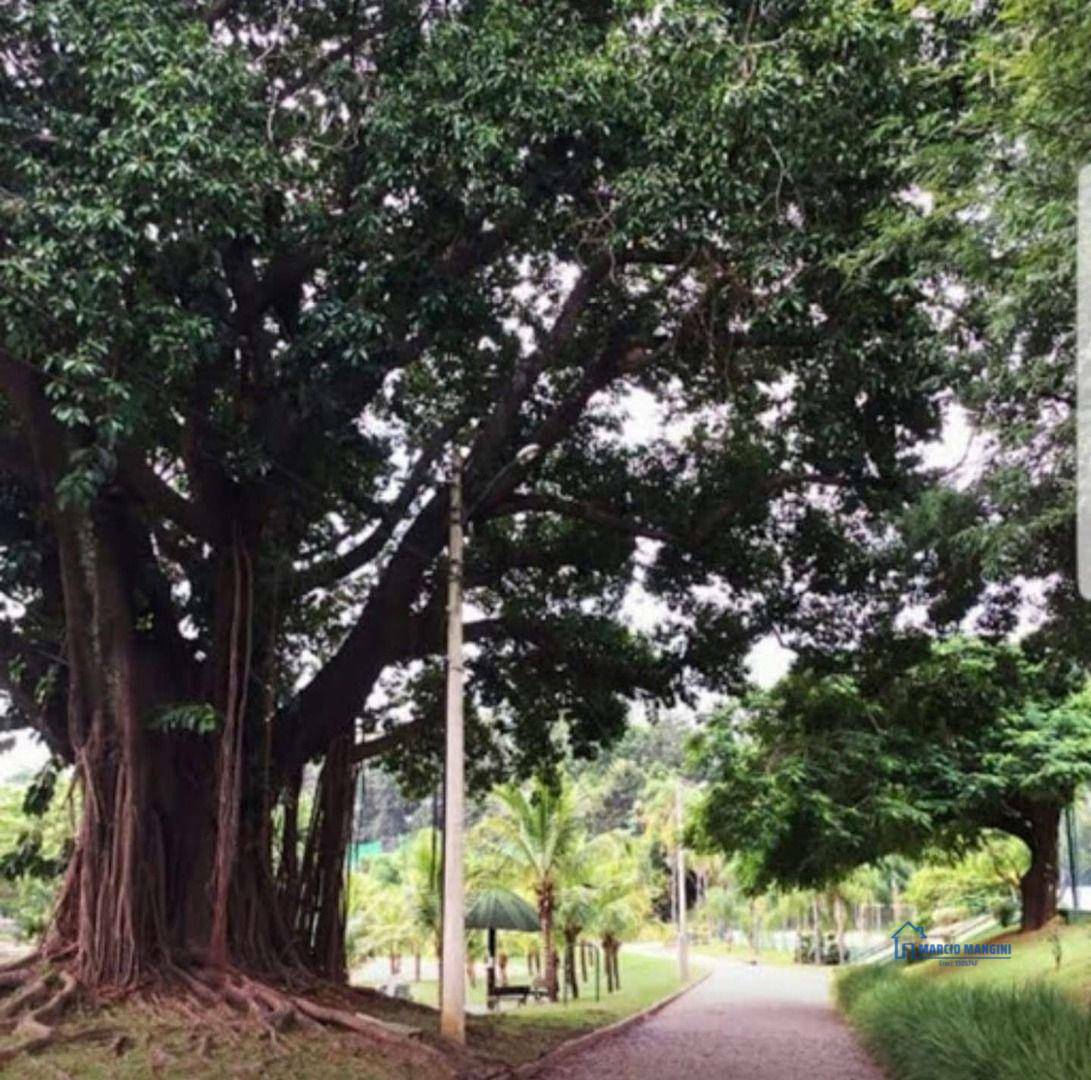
[841,966,1091,1080]
[993,897,1018,927]
[833,963,898,1013]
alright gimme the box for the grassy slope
[907,923,1091,1002]
[836,924,1091,1080]
[4,950,690,1077]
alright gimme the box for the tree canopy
[691,638,1091,929]
[0,0,970,984]
[0,0,956,767]
[860,0,1089,651]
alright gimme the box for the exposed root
[0,973,54,1019]
[291,993,415,1042]
[109,1032,133,1057]
[174,968,487,1076]
[0,962,508,1078]
[0,949,41,976]
[0,970,80,1065]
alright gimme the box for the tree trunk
[539,886,558,1001]
[833,893,846,963]
[414,951,422,982]
[40,510,351,988]
[601,936,614,993]
[1019,804,1061,931]
[3,366,361,995]
[41,501,278,985]
[487,927,496,999]
[563,928,579,1000]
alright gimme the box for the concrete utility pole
[675,783,689,983]
[440,451,466,1043]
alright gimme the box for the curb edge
[513,965,713,1078]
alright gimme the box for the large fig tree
[0,0,948,993]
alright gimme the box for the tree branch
[277,255,616,766]
[289,417,460,597]
[486,494,677,544]
[351,720,425,763]
[116,451,223,543]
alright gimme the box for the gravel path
[539,955,885,1080]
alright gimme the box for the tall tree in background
[692,638,1091,930]
[0,0,954,1002]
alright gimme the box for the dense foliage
[0,0,965,982]
[692,638,1091,928]
[868,0,1091,650]
[838,965,1091,1080]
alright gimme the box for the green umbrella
[465,887,539,932]
[465,888,540,1003]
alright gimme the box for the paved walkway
[539,955,885,1080]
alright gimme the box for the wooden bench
[488,984,533,1008]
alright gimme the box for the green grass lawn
[361,949,698,1066]
[466,949,698,1066]
[361,953,538,1010]
[836,923,1091,1080]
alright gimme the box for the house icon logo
[891,921,927,960]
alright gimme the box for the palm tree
[557,887,595,999]
[348,872,416,976]
[586,834,652,993]
[485,779,581,1001]
[696,885,741,943]
[636,773,696,927]
[636,772,678,920]
[400,828,442,995]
